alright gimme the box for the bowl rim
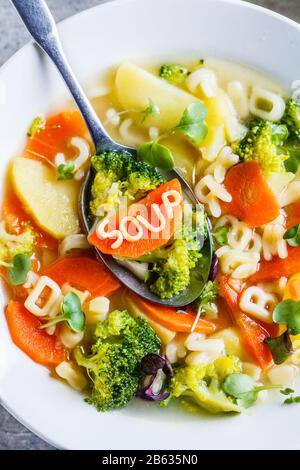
[0,0,300,450]
[2,0,299,77]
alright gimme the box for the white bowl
[0,0,300,450]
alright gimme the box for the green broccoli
[90,151,165,216]
[27,116,45,137]
[233,119,289,173]
[74,310,161,412]
[159,64,189,84]
[139,213,206,299]
[165,356,243,414]
[280,100,300,172]
[148,239,191,299]
[195,280,218,309]
[182,209,206,268]
[0,222,36,262]
[282,99,300,140]
[193,281,218,318]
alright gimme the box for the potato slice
[211,326,251,361]
[125,296,175,345]
[115,62,200,131]
[12,157,80,239]
[115,62,240,163]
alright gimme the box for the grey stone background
[0,0,299,451]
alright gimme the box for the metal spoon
[10,0,213,306]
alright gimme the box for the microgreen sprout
[40,292,85,333]
[0,254,32,286]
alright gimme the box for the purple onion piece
[140,354,166,375]
[162,356,173,377]
[137,368,170,402]
[137,374,156,395]
[142,390,170,402]
[208,253,218,281]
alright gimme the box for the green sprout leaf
[223,373,282,409]
[41,292,85,333]
[280,388,295,396]
[138,141,174,170]
[283,396,300,405]
[141,98,160,123]
[264,331,294,364]
[273,299,300,335]
[27,116,46,137]
[0,254,32,286]
[284,223,300,247]
[57,163,75,181]
[281,387,300,405]
[172,102,208,145]
[223,373,256,398]
[213,225,229,246]
[236,391,259,409]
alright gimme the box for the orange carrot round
[42,255,121,297]
[221,161,280,228]
[3,187,58,251]
[6,301,66,367]
[250,246,300,283]
[128,292,216,334]
[89,179,183,259]
[285,201,300,230]
[25,111,88,163]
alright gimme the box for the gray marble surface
[0,0,299,451]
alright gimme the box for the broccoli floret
[197,281,218,308]
[194,281,218,317]
[27,116,45,137]
[139,212,206,299]
[149,239,191,299]
[75,310,161,412]
[165,356,243,414]
[126,162,165,197]
[159,64,189,84]
[0,222,36,262]
[90,151,165,216]
[233,119,289,173]
[183,209,206,269]
[282,99,300,140]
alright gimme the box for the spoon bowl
[80,164,213,307]
[11,0,213,307]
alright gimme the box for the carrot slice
[285,201,300,229]
[2,187,58,250]
[221,161,280,228]
[42,255,121,297]
[219,276,273,369]
[89,179,183,259]
[250,246,300,283]
[25,111,88,163]
[6,301,66,367]
[127,292,216,334]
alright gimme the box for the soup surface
[3,58,300,414]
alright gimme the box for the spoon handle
[10,0,113,153]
